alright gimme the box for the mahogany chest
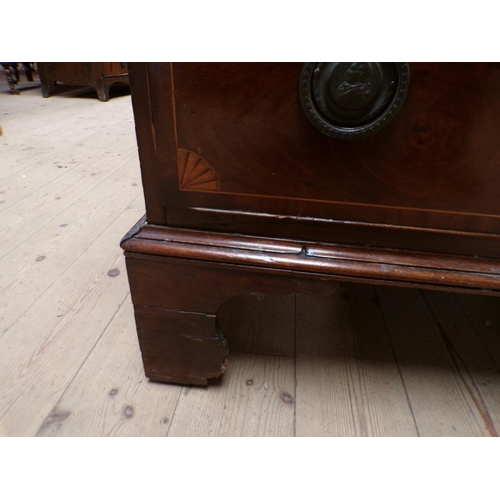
[121,63,500,385]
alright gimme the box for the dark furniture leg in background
[1,63,35,94]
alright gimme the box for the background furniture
[37,62,129,102]
[1,63,36,94]
[122,63,500,386]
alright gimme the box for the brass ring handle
[300,62,410,140]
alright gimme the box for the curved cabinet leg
[95,83,110,102]
[22,63,34,82]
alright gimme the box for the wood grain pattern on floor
[36,295,182,437]
[296,285,418,437]
[168,352,296,437]
[377,286,499,436]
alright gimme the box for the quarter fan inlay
[178,149,221,192]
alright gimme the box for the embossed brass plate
[300,62,410,140]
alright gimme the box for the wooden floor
[1,75,500,437]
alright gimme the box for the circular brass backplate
[300,62,410,140]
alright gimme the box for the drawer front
[130,63,500,257]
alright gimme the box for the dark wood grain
[124,63,500,254]
[172,63,500,217]
[123,223,500,298]
[165,207,500,258]
[128,63,167,224]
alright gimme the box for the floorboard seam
[375,286,421,437]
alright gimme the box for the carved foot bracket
[135,307,227,385]
[121,220,340,385]
[121,218,500,385]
